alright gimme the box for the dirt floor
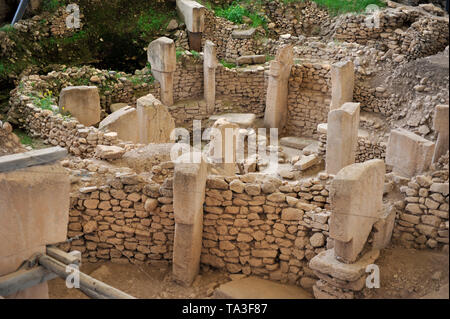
[48,246,449,299]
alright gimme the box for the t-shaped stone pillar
[148,37,176,106]
[325,102,360,175]
[176,0,205,52]
[329,159,385,263]
[173,152,207,286]
[330,60,354,111]
[263,44,294,131]
[385,128,435,178]
[204,40,218,114]
[432,104,449,163]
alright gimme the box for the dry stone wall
[60,159,175,265]
[391,170,449,251]
[286,63,330,138]
[200,174,332,285]
[318,132,387,163]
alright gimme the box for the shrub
[310,0,386,15]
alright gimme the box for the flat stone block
[209,113,256,128]
[309,249,380,282]
[59,86,101,126]
[0,147,67,173]
[280,136,317,150]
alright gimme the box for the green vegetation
[309,0,386,15]
[30,91,56,112]
[0,24,14,33]
[190,50,201,59]
[42,0,67,12]
[265,55,275,62]
[176,49,185,61]
[220,59,237,69]
[136,9,173,37]
[215,1,267,29]
[14,129,33,146]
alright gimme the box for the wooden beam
[46,246,81,266]
[38,255,136,299]
[0,266,57,297]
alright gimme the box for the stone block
[309,248,380,282]
[99,106,138,143]
[176,0,205,33]
[385,128,435,178]
[59,86,101,126]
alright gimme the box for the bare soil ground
[48,246,449,299]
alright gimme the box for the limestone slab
[99,106,138,143]
[309,249,380,282]
[209,113,256,128]
[59,86,101,126]
[385,128,435,178]
[176,0,205,33]
[280,136,317,150]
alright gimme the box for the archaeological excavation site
[0,0,449,304]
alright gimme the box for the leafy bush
[215,3,248,24]
[215,1,266,29]
[31,90,56,111]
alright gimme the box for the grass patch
[190,50,201,59]
[0,24,14,33]
[42,0,67,12]
[14,129,33,146]
[137,9,173,37]
[220,59,236,69]
[310,0,386,15]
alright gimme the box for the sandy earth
[48,246,449,299]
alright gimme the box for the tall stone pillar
[385,128,435,178]
[263,44,294,131]
[325,102,360,175]
[176,0,205,52]
[432,104,449,163]
[330,60,354,111]
[0,147,69,298]
[136,93,175,144]
[172,152,207,286]
[204,40,218,114]
[330,159,385,263]
[148,37,176,106]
